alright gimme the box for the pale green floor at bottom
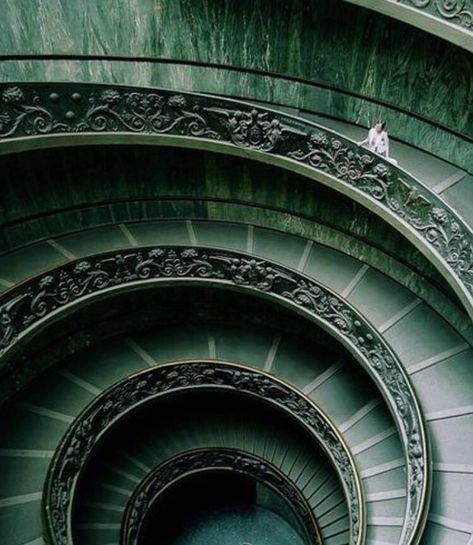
[167,505,307,545]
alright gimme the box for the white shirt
[368,128,388,156]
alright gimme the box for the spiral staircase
[0,2,472,545]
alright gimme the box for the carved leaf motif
[0,246,427,545]
[122,449,322,545]
[406,0,473,28]
[44,362,363,545]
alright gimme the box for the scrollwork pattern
[0,86,68,137]
[0,87,221,139]
[44,362,362,545]
[0,84,438,545]
[121,448,323,545]
[0,83,472,326]
[0,246,427,545]
[288,131,473,303]
[401,0,473,29]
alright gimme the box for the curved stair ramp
[0,12,471,543]
[0,85,472,324]
[0,221,453,545]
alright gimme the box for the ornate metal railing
[345,0,473,50]
[121,448,322,545]
[398,0,473,30]
[43,361,362,545]
[0,83,472,327]
[0,245,429,545]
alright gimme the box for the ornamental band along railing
[0,84,472,325]
[121,448,322,545]
[43,361,362,545]
[398,0,473,30]
[0,246,428,545]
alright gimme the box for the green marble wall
[0,145,430,263]
[0,145,461,315]
[0,60,469,173]
[0,0,470,168]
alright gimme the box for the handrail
[43,361,362,545]
[344,0,473,52]
[0,83,472,327]
[0,244,429,545]
[121,448,322,545]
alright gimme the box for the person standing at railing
[358,121,398,165]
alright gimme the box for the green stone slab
[18,373,94,417]
[212,327,274,370]
[384,304,465,366]
[57,225,131,257]
[410,349,473,413]
[363,466,406,494]
[0,406,68,450]
[303,243,363,294]
[356,435,404,470]
[126,220,190,246]
[131,326,210,364]
[0,457,49,498]
[64,341,147,389]
[365,525,402,544]
[348,268,416,328]
[429,472,473,527]
[192,221,248,252]
[0,241,68,283]
[271,338,333,390]
[343,408,396,448]
[306,366,373,425]
[253,227,308,268]
[430,415,473,465]
[0,502,42,545]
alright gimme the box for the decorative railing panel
[0,83,472,329]
[121,448,322,545]
[0,245,429,545]
[398,0,473,30]
[43,361,362,545]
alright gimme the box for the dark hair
[377,120,386,130]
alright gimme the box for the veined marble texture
[0,0,471,141]
[397,0,473,30]
[0,58,469,174]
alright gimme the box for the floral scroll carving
[0,86,220,139]
[401,0,473,29]
[1,83,472,326]
[44,362,362,545]
[288,131,473,304]
[121,448,322,545]
[0,246,427,545]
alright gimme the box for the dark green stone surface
[0,144,468,340]
[0,0,471,170]
[159,505,307,545]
